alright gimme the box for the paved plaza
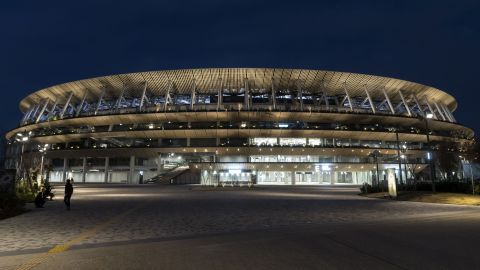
[1,185,480,269]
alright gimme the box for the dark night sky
[1,0,479,135]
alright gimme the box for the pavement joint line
[14,203,146,270]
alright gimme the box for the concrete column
[332,172,337,185]
[129,155,135,184]
[82,157,87,183]
[291,171,296,185]
[352,171,358,184]
[62,158,68,182]
[187,137,191,147]
[104,157,109,183]
[157,154,163,175]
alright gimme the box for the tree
[460,138,480,165]
[435,140,460,181]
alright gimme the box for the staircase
[147,166,190,184]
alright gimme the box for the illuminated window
[279,138,306,146]
[252,138,277,146]
[308,138,321,146]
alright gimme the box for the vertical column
[332,172,337,185]
[291,171,296,185]
[187,137,191,147]
[157,154,163,175]
[129,155,135,184]
[271,78,276,110]
[297,80,303,111]
[217,78,223,111]
[244,78,250,110]
[104,157,109,183]
[62,158,68,182]
[82,157,87,183]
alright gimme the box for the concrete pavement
[1,185,479,269]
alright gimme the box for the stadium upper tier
[7,68,471,140]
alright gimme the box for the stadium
[4,68,474,186]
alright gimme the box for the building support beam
[191,79,196,110]
[115,87,125,110]
[35,99,49,123]
[244,78,250,110]
[30,104,41,122]
[95,88,106,115]
[441,103,456,122]
[297,80,303,111]
[364,85,376,114]
[433,102,446,121]
[76,90,88,117]
[423,97,438,120]
[164,81,173,111]
[382,88,395,114]
[343,83,353,111]
[46,98,59,120]
[412,94,424,117]
[21,107,35,124]
[60,92,74,119]
[398,90,411,116]
[139,81,148,111]
[271,78,276,110]
[215,78,223,111]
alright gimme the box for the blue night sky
[0,0,479,135]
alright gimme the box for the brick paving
[1,185,478,254]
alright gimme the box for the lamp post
[395,130,403,186]
[400,144,408,185]
[15,131,30,187]
[460,155,475,195]
[423,113,436,192]
[38,144,49,186]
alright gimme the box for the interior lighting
[229,169,241,175]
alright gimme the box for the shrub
[0,192,25,220]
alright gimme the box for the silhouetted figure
[64,179,74,210]
[34,192,46,208]
[43,184,54,201]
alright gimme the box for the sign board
[387,168,397,198]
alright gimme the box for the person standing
[64,179,74,210]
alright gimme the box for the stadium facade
[4,68,474,186]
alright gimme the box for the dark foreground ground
[0,185,479,270]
